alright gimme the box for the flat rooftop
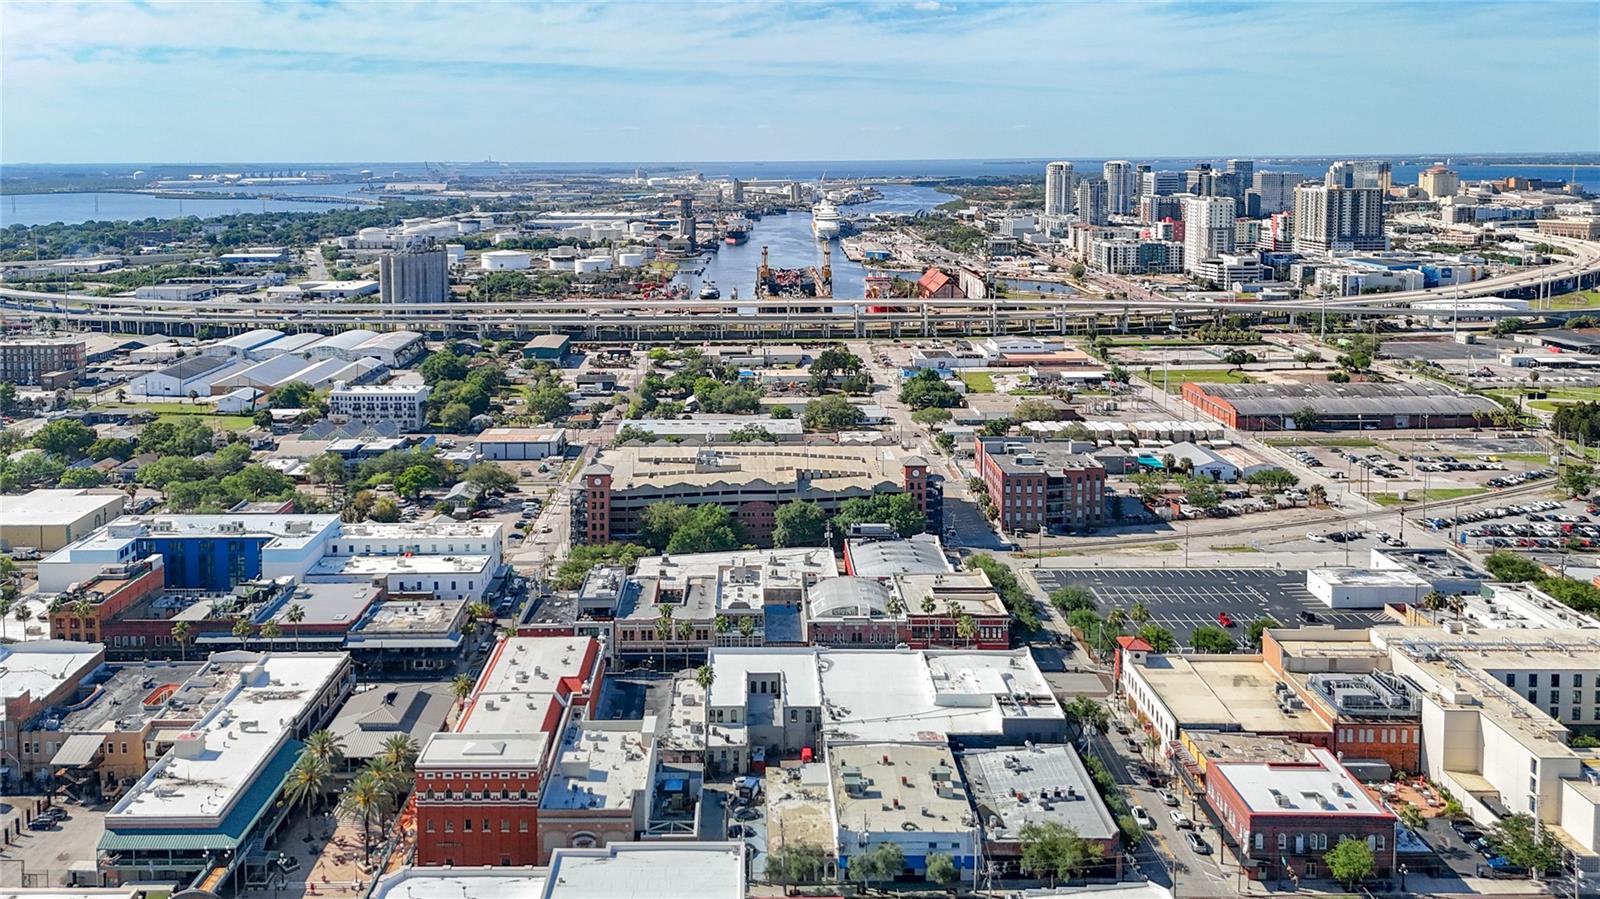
[630,417,803,437]
[107,652,347,828]
[413,637,598,764]
[51,661,206,734]
[475,427,565,443]
[831,742,972,836]
[1310,567,1430,589]
[1211,747,1389,818]
[1130,655,1328,736]
[270,580,382,628]
[54,514,339,557]
[335,520,502,541]
[846,534,952,579]
[821,648,1063,743]
[0,641,104,704]
[541,719,656,811]
[962,743,1118,842]
[351,597,467,636]
[310,553,492,578]
[370,844,746,899]
[706,647,823,711]
[0,489,122,526]
[597,445,916,493]
[896,571,1008,617]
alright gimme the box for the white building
[328,382,432,430]
[1180,196,1236,275]
[1103,160,1137,216]
[134,283,217,301]
[126,354,239,399]
[352,331,424,367]
[474,427,568,461]
[371,843,747,899]
[202,329,284,358]
[1043,161,1074,227]
[306,329,379,360]
[1293,184,1386,255]
[1305,567,1431,609]
[828,742,977,879]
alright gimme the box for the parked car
[1184,831,1211,854]
[1133,806,1155,829]
[1158,789,1180,807]
[1217,612,1234,628]
[1170,809,1193,829]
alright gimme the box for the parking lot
[1431,495,1600,549]
[0,797,107,888]
[1034,568,1387,642]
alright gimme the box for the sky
[3,0,1597,164]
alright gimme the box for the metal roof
[50,733,105,767]
[1190,381,1500,417]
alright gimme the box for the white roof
[418,637,597,767]
[0,641,102,704]
[107,653,346,827]
[311,554,492,577]
[540,719,656,811]
[356,331,423,351]
[217,329,284,350]
[822,648,1062,743]
[372,842,745,899]
[1210,746,1388,817]
[312,329,379,351]
[0,489,122,526]
[253,332,325,355]
[706,647,822,710]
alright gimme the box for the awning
[51,734,105,768]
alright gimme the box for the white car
[1306,532,1327,543]
[1158,789,1179,807]
[1132,805,1155,829]
[1170,809,1193,829]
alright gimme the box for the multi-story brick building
[413,636,605,867]
[1205,746,1396,883]
[973,437,1106,534]
[806,571,1011,650]
[572,446,939,546]
[0,336,86,387]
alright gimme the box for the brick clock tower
[902,455,929,514]
[581,464,612,544]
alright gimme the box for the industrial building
[474,427,568,461]
[1181,381,1500,431]
[379,244,450,304]
[572,446,938,546]
[0,488,125,552]
[0,640,107,790]
[125,354,238,399]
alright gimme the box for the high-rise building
[1184,163,1214,194]
[1140,171,1184,197]
[1180,195,1237,275]
[1075,178,1109,226]
[1044,161,1074,219]
[1252,172,1302,215]
[1102,160,1137,216]
[1417,166,1460,200]
[1325,160,1392,191]
[378,243,449,304]
[1293,184,1387,254]
[1225,158,1255,185]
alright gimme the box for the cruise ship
[811,200,842,240]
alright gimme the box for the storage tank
[574,256,613,274]
[615,252,645,268]
[481,250,532,271]
[357,227,388,240]
[445,244,466,264]
[628,221,650,236]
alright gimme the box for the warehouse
[200,328,283,358]
[351,330,424,367]
[1181,381,1500,431]
[524,334,571,361]
[0,488,126,551]
[306,329,379,360]
[474,427,568,461]
[126,354,239,398]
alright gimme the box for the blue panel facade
[140,537,270,591]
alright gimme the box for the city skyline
[3,0,1597,164]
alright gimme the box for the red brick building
[807,572,1011,650]
[50,556,166,644]
[1181,381,1500,432]
[413,636,605,867]
[916,267,961,299]
[1205,747,1396,883]
[974,437,1106,534]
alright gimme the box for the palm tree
[0,598,11,641]
[338,771,390,861]
[170,620,193,661]
[1129,602,1151,626]
[304,729,346,771]
[1419,591,1444,619]
[1106,608,1129,631]
[956,614,977,648]
[70,597,96,640]
[655,605,674,669]
[451,673,475,707]
[365,757,408,800]
[466,600,493,635]
[260,619,282,649]
[286,603,305,652]
[232,615,254,650]
[283,753,332,823]
[14,603,30,637]
[737,616,756,640]
[921,595,937,615]
[713,615,731,640]
[695,664,715,691]
[675,618,694,666]
[1307,484,1328,507]
[886,595,906,618]
[380,734,419,775]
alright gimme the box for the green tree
[802,395,866,432]
[640,501,693,551]
[665,505,744,554]
[368,497,401,522]
[283,753,333,824]
[911,407,953,426]
[338,770,392,861]
[170,620,193,661]
[87,437,134,461]
[1484,550,1543,582]
[1062,695,1109,744]
[1182,476,1223,511]
[418,350,468,385]
[1188,625,1236,653]
[451,673,475,704]
[1019,821,1103,886]
[286,602,306,652]
[772,501,828,548]
[1135,623,1177,652]
[767,842,828,887]
[1244,467,1299,494]
[1246,617,1278,648]
[1048,585,1098,613]
[925,852,958,889]
[807,344,866,393]
[463,462,516,493]
[1013,398,1062,423]
[727,424,778,444]
[138,417,215,456]
[1396,804,1426,833]
[831,493,927,541]
[849,842,905,891]
[395,464,440,498]
[1488,812,1562,875]
[1559,463,1595,498]
[306,453,349,486]
[527,384,572,422]
[438,401,473,432]
[267,380,317,409]
[232,615,254,649]
[1324,836,1377,888]
[57,466,107,488]
[31,419,96,459]
[551,543,651,590]
[898,369,963,410]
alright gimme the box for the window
[519,819,529,833]
[463,818,472,832]
[1277,833,1287,850]
[426,820,435,833]
[444,821,454,833]
[1255,833,1264,850]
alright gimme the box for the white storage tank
[357,227,388,240]
[627,221,650,236]
[445,243,466,264]
[481,250,533,271]
[615,252,645,268]
[574,256,613,274]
